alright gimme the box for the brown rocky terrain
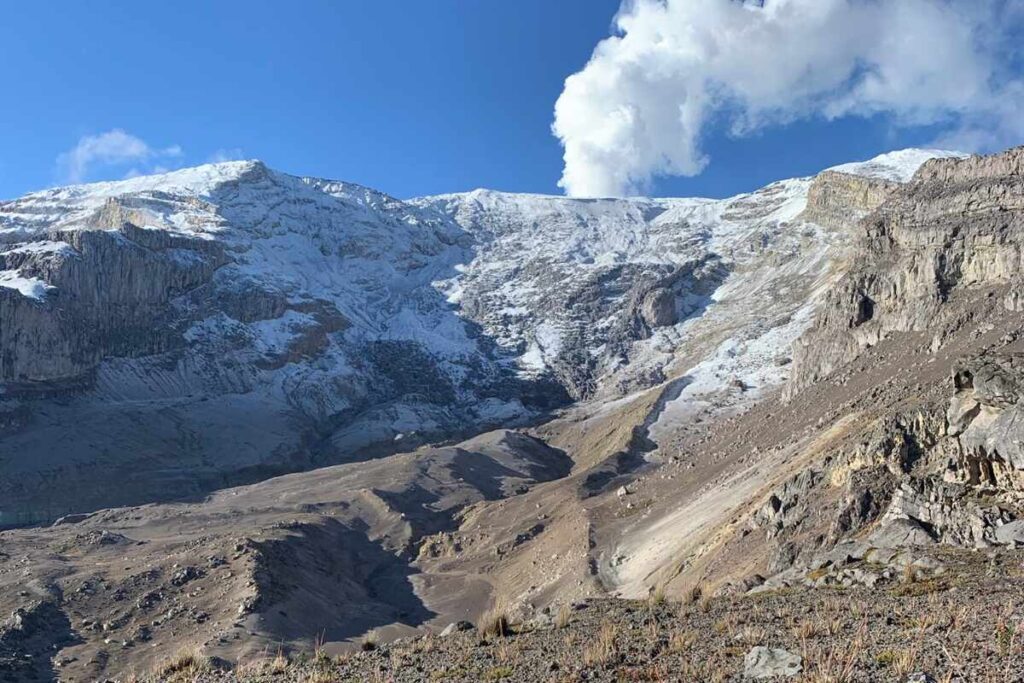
[125,548,1024,682]
[4,147,1024,682]
[0,431,570,682]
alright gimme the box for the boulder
[640,287,677,328]
[744,646,802,679]
[869,518,936,548]
[440,620,474,637]
[995,520,1024,547]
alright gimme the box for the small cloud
[207,148,245,164]
[56,129,184,184]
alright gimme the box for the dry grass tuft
[153,647,212,683]
[683,583,704,605]
[478,605,510,639]
[361,630,380,651]
[270,648,290,674]
[891,646,921,678]
[669,629,698,653]
[647,583,667,608]
[555,603,572,630]
[734,624,767,646]
[802,627,866,683]
[581,620,618,667]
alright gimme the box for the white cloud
[553,0,1024,197]
[207,148,245,164]
[56,129,183,184]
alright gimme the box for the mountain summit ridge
[0,148,955,528]
[10,146,1024,683]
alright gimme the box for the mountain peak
[827,147,966,183]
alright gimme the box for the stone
[904,674,936,683]
[995,520,1024,546]
[170,566,204,587]
[868,518,936,548]
[640,288,677,328]
[911,556,943,572]
[743,646,802,679]
[440,621,473,637]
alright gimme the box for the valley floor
[147,548,1023,683]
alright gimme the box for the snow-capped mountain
[0,150,957,525]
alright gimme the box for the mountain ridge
[11,146,1024,683]
[0,148,956,527]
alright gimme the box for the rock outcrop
[797,170,898,232]
[789,147,1024,394]
[0,151,939,524]
[0,217,226,388]
[949,352,1024,477]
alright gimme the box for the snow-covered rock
[0,149,953,525]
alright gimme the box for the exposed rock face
[419,165,893,409]
[0,150,947,526]
[0,164,544,525]
[639,287,677,328]
[789,147,1024,394]
[798,170,898,231]
[756,348,1024,583]
[0,218,226,387]
[949,353,1024,474]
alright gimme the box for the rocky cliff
[0,152,940,525]
[797,170,898,231]
[4,147,1011,682]
[790,147,1024,394]
[725,148,1024,590]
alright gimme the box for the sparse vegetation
[481,665,514,680]
[313,631,331,668]
[890,645,921,678]
[581,620,618,667]
[668,628,698,653]
[361,630,380,652]
[555,603,572,629]
[477,605,510,639]
[152,648,212,683]
[996,618,1017,657]
[683,583,704,606]
[802,631,865,683]
[892,577,948,597]
[646,583,666,607]
[271,648,290,674]
[126,549,1024,682]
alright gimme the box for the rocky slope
[0,151,947,527]
[0,163,539,527]
[0,430,569,682]
[595,147,1024,606]
[1,146,1001,682]
[790,150,1024,393]
[182,546,1024,683]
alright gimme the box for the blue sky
[2,1,1021,201]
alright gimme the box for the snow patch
[829,148,967,183]
[0,271,53,300]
